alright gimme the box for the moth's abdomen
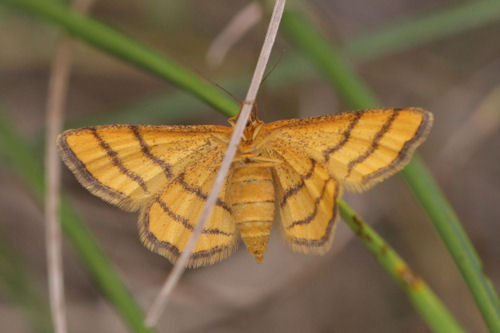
[229,166,275,263]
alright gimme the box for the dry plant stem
[44,1,95,333]
[441,84,500,164]
[206,2,263,67]
[45,37,72,333]
[144,0,287,327]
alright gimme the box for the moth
[58,107,432,267]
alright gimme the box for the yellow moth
[58,107,432,267]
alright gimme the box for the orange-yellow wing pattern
[258,108,432,251]
[268,144,340,254]
[58,124,237,267]
[58,107,432,266]
[261,108,433,192]
[57,124,232,211]
[138,143,238,267]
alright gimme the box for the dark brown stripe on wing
[362,110,430,184]
[90,128,148,192]
[141,209,233,261]
[130,125,172,179]
[156,199,232,236]
[178,173,231,213]
[345,109,400,178]
[286,177,331,230]
[323,111,363,162]
[232,200,274,207]
[289,180,339,247]
[279,159,316,208]
[58,131,126,202]
[236,219,274,224]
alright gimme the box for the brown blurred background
[1,0,499,332]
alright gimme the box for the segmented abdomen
[229,166,275,262]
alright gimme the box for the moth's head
[230,102,264,145]
[242,117,264,145]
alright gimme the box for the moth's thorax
[234,116,265,158]
[242,117,264,143]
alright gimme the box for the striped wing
[260,108,432,191]
[138,146,238,267]
[57,124,232,211]
[269,145,340,253]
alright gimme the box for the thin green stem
[344,0,500,61]
[0,227,54,333]
[0,0,238,117]
[402,156,500,327]
[281,8,500,332]
[339,201,465,333]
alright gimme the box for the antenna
[192,67,241,104]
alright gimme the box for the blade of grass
[338,200,465,333]
[70,94,213,127]
[0,226,54,333]
[0,0,238,117]
[402,155,500,320]
[280,8,500,332]
[67,74,251,127]
[223,1,500,90]
[0,110,155,333]
[344,0,500,62]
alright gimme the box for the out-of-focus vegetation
[0,1,499,332]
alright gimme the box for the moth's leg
[251,123,264,141]
[228,116,237,127]
[251,156,281,166]
[250,160,282,168]
[210,133,230,146]
[233,155,282,168]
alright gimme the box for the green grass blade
[281,8,500,332]
[0,110,155,333]
[0,227,54,333]
[70,93,211,127]
[402,156,500,323]
[271,12,378,110]
[67,75,250,127]
[0,0,238,117]
[344,0,500,62]
[338,200,465,333]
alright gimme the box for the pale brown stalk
[441,84,500,164]
[145,0,287,327]
[44,1,95,332]
[206,2,263,68]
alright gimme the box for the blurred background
[1,0,499,332]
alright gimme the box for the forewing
[260,108,432,191]
[138,144,238,268]
[57,124,231,211]
[269,145,340,254]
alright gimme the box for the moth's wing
[268,145,341,254]
[260,108,432,191]
[138,143,238,268]
[57,124,231,211]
